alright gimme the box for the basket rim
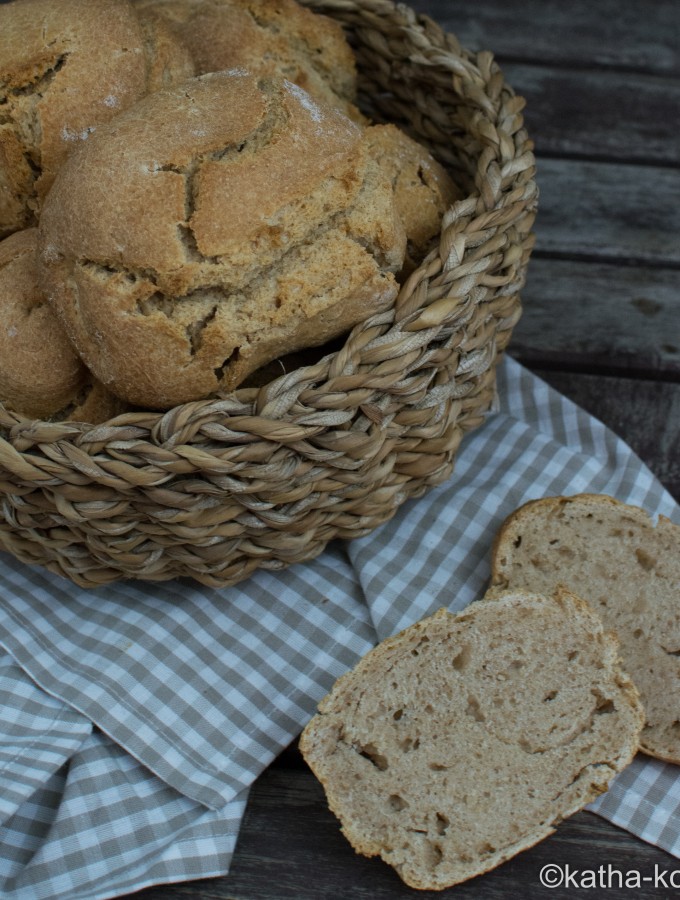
[0,0,537,454]
[0,0,538,587]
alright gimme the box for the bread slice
[490,493,680,764]
[299,590,643,890]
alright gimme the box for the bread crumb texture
[0,0,193,238]
[39,70,407,408]
[491,493,680,764]
[300,591,643,890]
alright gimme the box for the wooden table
[134,1,680,897]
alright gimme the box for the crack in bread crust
[0,0,195,239]
[0,52,71,233]
[40,70,405,407]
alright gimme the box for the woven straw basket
[0,0,537,588]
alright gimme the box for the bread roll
[490,493,680,763]
[134,0,360,119]
[0,229,124,422]
[39,70,406,409]
[366,124,463,273]
[135,5,195,92]
[300,591,643,890]
[0,0,194,238]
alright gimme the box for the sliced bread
[490,493,680,764]
[299,589,643,890]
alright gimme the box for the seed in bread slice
[299,590,643,890]
[490,492,680,764]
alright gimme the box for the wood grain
[501,64,680,165]
[514,258,680,377]
[531,159,680,266]
[418,0,680,76]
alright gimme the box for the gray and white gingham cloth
[0,355,678,898]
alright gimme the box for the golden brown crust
[0,228,86,418]
[133,0,362,120]
[364,124,463,273]
[0,0,193,238]
[39,71,405,408]
[135,7,195,93]
[0,229,124,423]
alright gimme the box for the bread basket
[0,0,538,588]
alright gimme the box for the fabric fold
[0,544,377,809]
[0,355,678,899]
[0,729,247,900]
[0,652,92,826]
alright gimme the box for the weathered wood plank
[500,64,680,165]
[531,158,680,266]
[530,369,680,503]
[134,766,680,900]
[512,258,680,377]
[409,0,680,77]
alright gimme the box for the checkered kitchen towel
[0,355,679,899]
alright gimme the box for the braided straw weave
[0,0,537,588]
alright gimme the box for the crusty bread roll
[39,70,406,409]
[135,5,196,92]
[49,379,128,425]
[300,591,643,890]
[366,124,463,274]
[0,229,124,423]
[0,0,194,239]
[133,0,361,119]
[490,493,680,764]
